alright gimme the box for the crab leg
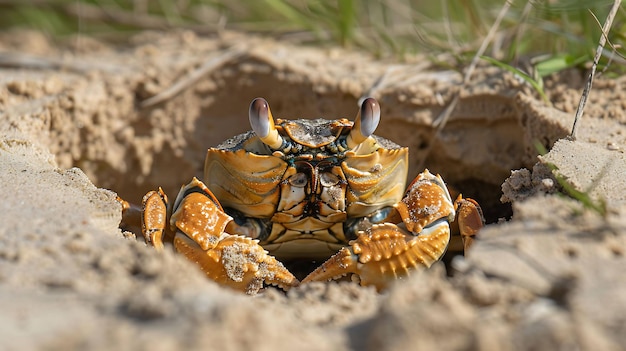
[117,196,143,236]
[453,196,484,252]
[141,188,169,250]
[142,177,298,294]
[303,170,456,290]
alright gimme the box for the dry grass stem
[432,0,512,129]
[415,0,511,171]
[140,47,244,108]
[570,0,622,140]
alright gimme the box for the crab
[122,97,484,294]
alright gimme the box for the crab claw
[394,169,456,233]
[302,221,450,290]
[303,169,455,290]
[174,233,299,294]
[142,177,298,294]
[171,178,298,294]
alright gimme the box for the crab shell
[129,97,484,293]
[203,100,409,261]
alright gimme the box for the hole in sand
[106,66,557,276]
[111,80,533,226]
[125,107,515,222]
[25,43,569,270]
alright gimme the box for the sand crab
[123,97,483,294]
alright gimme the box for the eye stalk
[249,97,285,150]
[347,97,380,149]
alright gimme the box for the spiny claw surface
[174,233,299,294]
[302,221,450,290]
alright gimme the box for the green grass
[0,1,623,73]
[480,55,551,103]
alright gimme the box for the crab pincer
[142,177,299,294]
[302,170,455,290]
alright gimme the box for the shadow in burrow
[109,62,570,277]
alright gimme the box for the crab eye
[249,98,270,137]
[347,97,380,149]
[359,97,380,138]
[249,97,284,149]
[288,173,308,187]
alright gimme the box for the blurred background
[0,0,623,76]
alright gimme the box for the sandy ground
[1,30,626,350]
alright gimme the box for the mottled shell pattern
[204,98,408,260]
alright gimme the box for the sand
[1,30,626,350]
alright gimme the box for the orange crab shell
[203,118,409,260]
[128,97,484,294]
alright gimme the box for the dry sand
[1,30,626,350]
